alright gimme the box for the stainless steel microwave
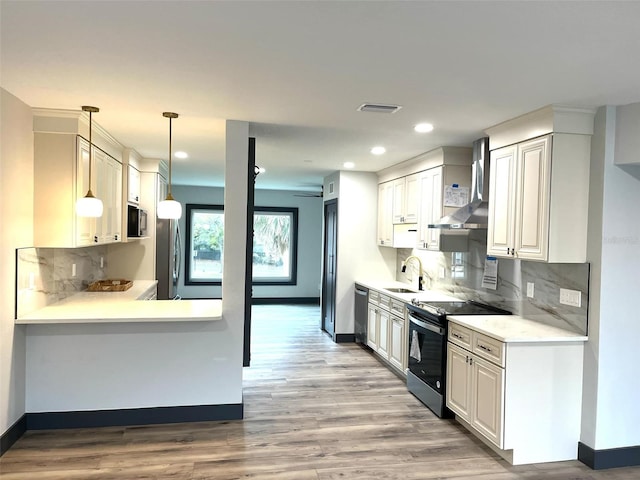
[127,205,148,237]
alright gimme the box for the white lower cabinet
[367,290,407,375]
[447,342,504,447]
[388,313,405,371]
[367,302,390,359]
[446,321,584,465]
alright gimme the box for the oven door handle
[409,314,445,335]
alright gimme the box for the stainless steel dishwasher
[354,284,369,344]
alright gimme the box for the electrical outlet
[559,288,581,307]
[72,263,76,277]
[439,267,446,279]
[527,282,535,298]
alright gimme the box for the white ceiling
[2,1,639,191]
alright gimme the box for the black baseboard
[335,333,356,343]
[578,441,640,469]
[0,415,27,457]
[26,403,243,431]
[251,297,320,305]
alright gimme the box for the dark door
[322,199,337,337]
[243,137,256,367]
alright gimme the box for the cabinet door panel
[487,146,516,257]
[472,358,504,448]
[377,182,394,246]
[446,343,472,421]
[389,316,404,371]
[377,309,390,359]
[367,304,378,349]
[427,168,443,249]
[514,136,550,260]
[392,178,406,224]
[404,173,420,223]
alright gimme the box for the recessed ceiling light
[174,151,188,159]
[371,146,386,155]
[414,123,434,133]
[343,162,355,169]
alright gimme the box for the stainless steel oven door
[408,313,446,394]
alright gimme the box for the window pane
[189,209,224,281]
[253,212,292,282]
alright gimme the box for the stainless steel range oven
[407,300,510,418]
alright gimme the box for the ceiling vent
[357,103,402,114]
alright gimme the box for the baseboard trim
[335,333,356,343]
[26,403,244,431]
[578,441,640,469]
[251,297,320,305]
[1,414,27,457]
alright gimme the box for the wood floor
[1,304,638,479]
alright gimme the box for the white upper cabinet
[33,110,124,248]
[488,137,552,260]
[485,105,595,263]
[377,146,473,249]
[392,174,419,224]
[377,181,394,246]
[127,165,141,205]
[417,165,472,251]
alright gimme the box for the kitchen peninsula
[16,280,222,324]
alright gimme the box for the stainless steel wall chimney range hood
[429,137,490,230]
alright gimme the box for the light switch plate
[559,288,581,307]
[526,282,535,298]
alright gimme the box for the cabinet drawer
[449,323,473,350]
[390,299,405,317]
[369,290,380,305]
[378,294,391,311]
[473,332,504,367]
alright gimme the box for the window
[185,204,298,285]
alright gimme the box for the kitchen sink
[384,287,418,293]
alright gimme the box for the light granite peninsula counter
[16,280,222,324]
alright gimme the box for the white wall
[171,185,323,299]
[0,89,32,435]
[581,104,640,450]
[330,171,396,335]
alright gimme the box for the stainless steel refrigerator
[156,218,182,300]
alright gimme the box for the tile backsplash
[16,246,107,318]
[397,230,589,335]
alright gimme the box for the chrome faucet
[402,255,425,291]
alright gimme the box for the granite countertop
[16,280,222,325]
[448,314,588,343]
[355,280,460,303]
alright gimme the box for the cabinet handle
[452,333,463,340]
[114,234,119,241]
[465,356,469,364]
[478,344,492,353]
[469,357,473,365]
[94,236,98,243]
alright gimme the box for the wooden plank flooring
[1,304,639,479]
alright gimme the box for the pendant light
[76,106,104,217]
[157,112,182,219]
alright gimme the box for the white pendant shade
[76,195,104,218]
[157,198,182,219]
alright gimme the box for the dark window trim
[185,204,224,286]
[184,204,298,286]
[252,206,298,286]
